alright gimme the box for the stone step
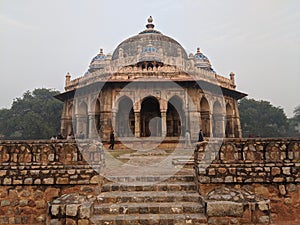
[93,202,204,215]
[101,181,196,192]
[96,191,203,204]
[103,175,195,183]
[90,213,207,225]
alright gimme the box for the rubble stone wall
[0,140,104,225]
[194,138,300,225]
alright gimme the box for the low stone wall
[194,138,300,225]
[0,140,104,225]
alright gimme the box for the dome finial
[197,47,201,54]
[146,16,155,29]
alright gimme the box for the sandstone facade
[56,17,246,142]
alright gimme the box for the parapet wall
[195,138,300,186]
[194,138,300,225]
[0,140,104,225]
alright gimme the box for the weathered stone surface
[79,203,92,218]
[279,184,287,196]
[51,204,60,216]
[258,201,269,211]
[78,219,89,225]
[66,204,79,217]
[50,219,59,225]
[206,201,244,217]
[271,167,281,176]
[44,178,54,184]
[258,215,270,223]
[0,138,299,224]
[1,200,10,206]
[90,175,100,184]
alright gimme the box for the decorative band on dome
[142,45,158,53]
[139,44,161,63]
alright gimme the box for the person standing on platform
[198,129,204,142]
[109,130,115,150]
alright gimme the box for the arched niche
[77,101,88,138]
[140,96,161,137]
[200,97,211,137]
[213,101,224,137]
[225,103,234,138]
[116,96,135,137]
[167,95,185,137]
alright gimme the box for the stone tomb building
[56,17,246,142]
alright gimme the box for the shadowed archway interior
[140,97,161,137]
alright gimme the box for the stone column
[161,111,167,137]
[134,112,140,138]
[111,109,117,133]
[221,115,226,137]
[185,109,189,135]
[214,114,225,137]
[76,114,87,137]
[88,114,97,139]
[60,103,68,137]
[75,114,81,136]
[64,117,72,136]
[188,109,200,140]
[209,113,213,137]
[229,116,235,138]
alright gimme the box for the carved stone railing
[0,140,104,185]
[194,138,300,186]
[194,138,300,225]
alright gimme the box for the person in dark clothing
[109,131,115,150]
[57,133,64,140]
[198,129,204,142]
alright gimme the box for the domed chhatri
[194,47,213,71]
[89,48,107,72]
[56,17,247,141]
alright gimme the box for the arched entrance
[213,101,224,137]
[65,103,74,136]
[140,97,161,137]
[77,102,88,138]
[225,103,234,138]
[200,97,210,137]
[94,98,101,136]
[167,96,185,137]
[116,96,135,137]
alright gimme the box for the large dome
[111,16,188,66]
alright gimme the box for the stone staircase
[90,173,207,225]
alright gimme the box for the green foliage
[238,98,289,137]
[293,106,300,122]
[289,105,300,135]
[0,88,63,140]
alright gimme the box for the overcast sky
[1,0,299,117]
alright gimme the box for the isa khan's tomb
[56,16,246,142]
[0,17,300,225]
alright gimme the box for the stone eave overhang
[54,89,75,102]
[55,78,247,102]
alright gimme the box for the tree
[0,88,63,140]
[289,105,300,135]
[238,98,289,137]
[293,106,300,122]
